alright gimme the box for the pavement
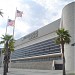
[0,67,63,75]
[1,67,74,75]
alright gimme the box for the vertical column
[62,2,75,72]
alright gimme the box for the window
[11,37,61,59]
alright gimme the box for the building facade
[10,2,75,73]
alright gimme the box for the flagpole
[13,7,17,38]
[13,23,15,38]
[5,24,7,35]
[5,16,9,35]
[13,8,23,37]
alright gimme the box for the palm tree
[0,35,15,75]
[0,9,3,17]
[55,28,71,75]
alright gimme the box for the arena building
[5,2,75,73]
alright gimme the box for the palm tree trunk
[6,50,10,73]
[3,40,9,75]
[6,41,9,73]
[3,56,7,75]
[3,62,7,75]
[6,62,8,73]
[61,43,66,75]
[63,56,66,75]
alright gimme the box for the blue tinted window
[11,37,61,59]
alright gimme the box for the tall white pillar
[62,2,75,72]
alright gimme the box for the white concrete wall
[15,19,60,50]
[11,61,53,70]
[62,2,75,72]
[74,1,75,72]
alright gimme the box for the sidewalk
[0,68,62,75]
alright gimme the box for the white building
[10,2,75,73]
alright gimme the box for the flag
[8,19,15,26]
[16,10,23,17]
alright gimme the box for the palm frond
[56,28,71,44]
[0,10,3,17]
[0,41,5,44]
[0,34,15,54]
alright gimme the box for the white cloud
[32,0,73,25]
[33,0,60,10]
[0,0,20,18]
[32,0,62,24]
[42,19,50,26]
[0,0,32,39]
[15,20,30,33]
[0,0,73,42]
[0,28,6,36]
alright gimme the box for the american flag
[8,19,15,26]
[16,10,23,17]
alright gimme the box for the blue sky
[0,0,74,41]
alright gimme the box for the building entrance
[55,64,62,70]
